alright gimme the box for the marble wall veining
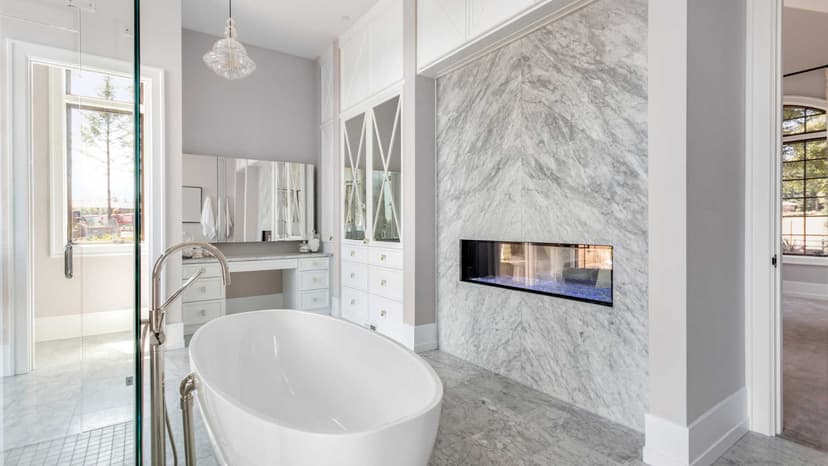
[435,0,648,430]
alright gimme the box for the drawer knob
[380,254,386,261]
[350,299,356,305]
[350,251,356,257]
[199,309,206,316]
[199,287,206,292]
[380,279,387,287]
[313,277,319,283]
[380,309,387,317]
[313,297,319,302]
[350,273,356,279]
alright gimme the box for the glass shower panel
[0,0,140,463]
[344,113,367,241]
[371,95,402,243]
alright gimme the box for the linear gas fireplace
[460,240,613,306]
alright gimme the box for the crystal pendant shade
[203,18,256,80]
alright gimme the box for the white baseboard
[783,280,828,300]
[414,322,438,353]
[36,308,134,342]
[226,293,284,315]
[166,322,185,350]
[643,388,747,466]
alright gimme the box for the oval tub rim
[188,308,444,437]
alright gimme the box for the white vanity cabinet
[339,0,403,112]
[181,262,226,336]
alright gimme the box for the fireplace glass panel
[460,240,613,306]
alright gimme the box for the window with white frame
[48,65,147,255]
[781,100,828,257]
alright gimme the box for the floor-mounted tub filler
[182,310,443,466]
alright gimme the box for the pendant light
[203,0,256,80]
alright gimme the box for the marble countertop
[183,251,331,264]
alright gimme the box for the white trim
[782,254,828,266]
[744,0,783,437]
[414,322,438,353]
[782,95,827,111]
[35,308,135,342]
[417,0,598,78]
[643,388,748,466]
[783,280,828,300]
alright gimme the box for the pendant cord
[229,0,232,20]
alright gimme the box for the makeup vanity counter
[181,252,332,335]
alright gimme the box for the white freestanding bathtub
[188,310,443,466]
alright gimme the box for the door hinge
[771,254,778,267]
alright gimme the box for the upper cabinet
[417,0,466,68]
[468,0,537,37]
[418,0,585,76]
[340,0,403,111]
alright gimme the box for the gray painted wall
[182,29,318,164]
[436,0,648,430]
[685,0,747,422]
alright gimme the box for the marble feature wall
[436,0,648,430]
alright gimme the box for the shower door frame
[3,40,166,375]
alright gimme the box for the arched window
[782,98,827,257]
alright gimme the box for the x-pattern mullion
[344,115,367,229]
[371,99,402,240]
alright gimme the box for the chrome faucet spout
[147,241,231,466]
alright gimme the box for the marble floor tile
[432,350,826,466]
[3,334,827,465]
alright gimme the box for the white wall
[782,7,828,99]
[142,0,184,323]
[181,29,319,164]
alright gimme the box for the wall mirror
[182,154,315,243]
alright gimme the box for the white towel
[201,196,216,241]
[223,197,233,238]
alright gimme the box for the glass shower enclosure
[0,0,142,464]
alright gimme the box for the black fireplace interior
[460,239,613,306]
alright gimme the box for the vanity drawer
[342,244,368,264]
[342,261,368,290]
[299,290,330,310]
[182,300,224,325]
[368,295,403,338]
[298,257,330,271]
[182,277,225,302]
[182,262,223,279]
[341,287,369,325]
[369,247,403,270]
[369,267,403,301]
[299,270,329,290]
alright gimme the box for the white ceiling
[182,0,379,59]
